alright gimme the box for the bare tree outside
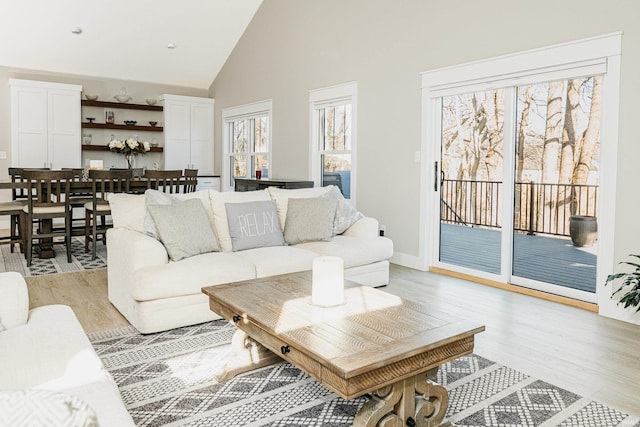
[440,75,601,236]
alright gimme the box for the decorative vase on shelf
[124,153,136,170]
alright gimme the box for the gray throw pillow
[284,196,337,245]
[225,201,285,251]
[147,198,220,261]
[326,186,364,235]
[144,190,175,239]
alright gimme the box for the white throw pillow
[108,193,146,233]
[210,189,272,252]
[267,186,333,229]
[0,390,99,427]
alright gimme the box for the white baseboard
[390,251,427,271]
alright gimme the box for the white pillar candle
[311,256,344,307]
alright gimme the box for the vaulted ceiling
[0,0,263,89]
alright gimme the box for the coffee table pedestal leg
[354,371,452,427]
[214,329,281,382]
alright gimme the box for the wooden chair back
[183,168,198,193]
[8,167,50,201]
[144,169,183,193]
[89,169,133,203]
[21,169,75,211]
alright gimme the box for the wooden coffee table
[202,271,484,427]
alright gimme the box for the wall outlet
[379,224,386,237]
[0,151,6,160]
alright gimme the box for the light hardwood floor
[26,265,640,418]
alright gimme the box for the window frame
[222,100,272,191]
[309,82,358,204]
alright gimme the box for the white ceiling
[0,0,263,89]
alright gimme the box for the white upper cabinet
[161,94,215,174]
[10,79,82,169]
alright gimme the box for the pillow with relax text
[225,200,285,251]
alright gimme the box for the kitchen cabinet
[161,95,215,174]
[10,79,82,169]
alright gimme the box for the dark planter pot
[569,215,597,247]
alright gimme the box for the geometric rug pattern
[88,320,640,427]
[0,236,105,277]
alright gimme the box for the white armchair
[0,272,135,427]
[0,272,29,330]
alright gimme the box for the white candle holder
[311,256,344,307]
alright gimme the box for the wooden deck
[439,223,597,293]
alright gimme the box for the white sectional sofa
[0,272,134,427]
[107,186,393,334]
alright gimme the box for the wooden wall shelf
[81,122,163,132]
[82,144,163,153]
[81,100,163,111]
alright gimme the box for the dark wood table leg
[35,219,55,259]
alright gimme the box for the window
[222,100,272,190]
[310,82,357,201]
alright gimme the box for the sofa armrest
[0,272,29,329]
[341,217,379,238]
[107,228,168,269]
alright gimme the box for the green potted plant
[605,254,640,311]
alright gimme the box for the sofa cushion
[225,200,284,251]
[131,252,256,301]
[108,193,146,232]
[234,246,318,277]
[210,189,272,252]
[284,196,337,245]
[267,186,333,229]
[148,199,220,261]
[294,235,394,269]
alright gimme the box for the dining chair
[21,169,75,267]
[62,167,93,236]
[84,169,133,260]
[183,168,198,193]
[144,170,183,193]
[4,168,29,252]
[0,200,25,253]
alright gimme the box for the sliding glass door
[436,77,601,301]
[511,77,600,297]
[439,90,504,275]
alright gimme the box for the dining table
[0,177,194,259]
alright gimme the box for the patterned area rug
[89,320,639,427]
[0,237,106,277]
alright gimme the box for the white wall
[209,0,640,323]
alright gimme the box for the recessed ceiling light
[167,43,176,49]
[71,27,82,35]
